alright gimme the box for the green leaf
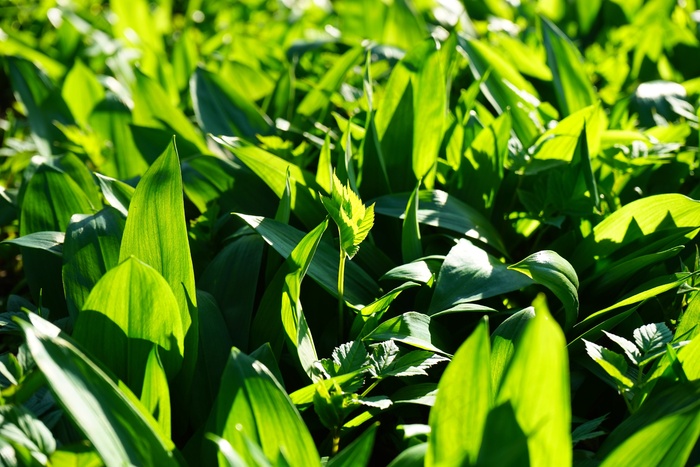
[583,340,635,388]
[131,71,207,154]
[206,348,320,466]
[238,215,379,306]
[541,18,597,116]
[140,346,171,440]
[496,296,571,466]
[430,239,532,315]
[119,138,197,366]
[332,340,370,376]
[72,256,184,391]
[322,172,375,259]
[634,322,673,357]
[296,47,364,120]
[364,312,447,355]
[62,60,104,128]
[427,318,490,466]
[508,250,579,330]
[460,38,543,146]
[217,138,327,229]
[401,180,422,263]
[387,443,426,467]
[191,67,273,139]
[603,331,642,365]
[16,314,176,466]
[573,194,700,271]
[373,190,507,255]
[326,424,377,467]
[490,307,535,391]
[381,351,448,378]
[475,402,529,467]
[199,235,264,350]
[62,209,124,322]
[94,173,134,218]
[0,405,56,465]
[2,231,64,256]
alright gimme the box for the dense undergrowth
[2,0,700,465]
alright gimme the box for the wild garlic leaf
[603,331,642,365]
[332,340,370,375]
[633,323,673,357]
[321,173,375,259]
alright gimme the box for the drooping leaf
[16,315,176,466]
[140,346,171,440]
[364,312,447,355]
[2,232,64,257]
[508,250,579,330]
[430,239,532,315]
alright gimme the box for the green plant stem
[338,249,346,341]
[331,427,340,456]
[360,379,381,398]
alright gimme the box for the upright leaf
[427,319,490,466]
[206,348,320,466]
[72,256,184,391]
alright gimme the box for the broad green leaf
[475,402,529,467]
[359,113,391,201]
[296,47,364,119]
[458,112,511,213]
[327,424,377,467]
[190,290,234,427]
[429,239,532,315]
[363,312,447,355]
[217,138,327,228]
[603,331,642,364]
[490,307,535,390]
[496,296,571,466]
[2,231,64,256]
[573,194,700,270]
[598,381,700,465]
[380,351,448,378]
[206,348,320,466]
[373,190,507,255]
[140,347,171,440]
[541,18,597,116]
[0,33,65,80]
[600,410,700,467]
[387,443,427,467]
[8,58,73,158]
[331,340,370,376]
[62,60,104,128]
[460,38,543,146]
[73,256,184,391]
[200,235,264,350]
[89,96,149,179]
[191,67,273,139]
[119,138,197,362]
[238,215,380,306]
[380,257,442,285]
[508,250,579,330]
[131,71,207,154]
[427,319,490,466]
[62,209,125,321]
[16,315,176,466]
[110,0,163,53]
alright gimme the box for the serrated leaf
[382,351,448,378]
[321,173,375,259]
[633,322,673,357]
[584,340,634,388]
[603,331,641,365]
[332,341,369,376]
[368,341,400,378]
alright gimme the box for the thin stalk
[360,379,381,398]
[331,427,341,456]
[338,248,346,341]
